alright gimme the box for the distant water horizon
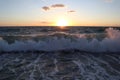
[0,26,120,27]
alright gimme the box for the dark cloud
[41,4,65,11]
[40,21,52,24]
[68,10,76,13]
[42,6,50,11]
[51,4,65,8]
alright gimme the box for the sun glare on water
[56,19,68,28]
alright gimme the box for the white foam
[0,37,3,40]
[0,28,120,52]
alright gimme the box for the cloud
[42,6,50,11]
[105,0,113,3]
[67,10,76,13]
[38,21,53,26]
[51,4,65,8]
[40,21,51,24]
[42,4,65,11]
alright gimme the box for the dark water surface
[0,50,120,80]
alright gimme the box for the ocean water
[0,26,120,52]
[0,26,120,80]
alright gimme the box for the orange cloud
[67,10,76,13]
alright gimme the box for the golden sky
[0,0,120,26]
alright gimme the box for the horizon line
[0,25,120,27]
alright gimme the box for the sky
[0,0,120,26]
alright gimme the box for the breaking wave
[0,28,120,52]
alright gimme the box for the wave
[0,28,120,52]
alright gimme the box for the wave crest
[0,28,120,52]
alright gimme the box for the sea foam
[0,28,120,52]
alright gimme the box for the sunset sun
[56,19,68,27]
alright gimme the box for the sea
[0,26,120,80]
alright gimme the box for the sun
[56,19,68,27]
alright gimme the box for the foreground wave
[0,28,120,52]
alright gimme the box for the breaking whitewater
[0,27,120,80]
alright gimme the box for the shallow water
[0,50,120,80]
